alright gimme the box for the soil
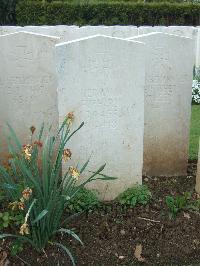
[1,161,200,266]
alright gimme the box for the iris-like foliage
[0,115,114,265]
[165,192,191,218]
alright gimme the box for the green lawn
[189,105,200,160]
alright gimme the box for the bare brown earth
[1,161,200,266]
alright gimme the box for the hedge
[14,1,200,26]
[0,0,18,25]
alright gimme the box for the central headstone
[56,35,145,200]
[127,32,194,176]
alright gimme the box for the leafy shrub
[0,210,24,230]
[191,198,200,211]
[16,1,200,26]
[10,240,24,256]
[192,80,200,104]
[165,192,191,218]
[117,185,152,207]
[0,113,114,265]
[0,0,18,25]
[67,188,100,213]
[192,67,200,104]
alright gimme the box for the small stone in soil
[120,229,126,235]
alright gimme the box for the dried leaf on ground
[134,244,145,262]
[183,212,191,219]
[0,250,9,266]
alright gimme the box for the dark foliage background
[0,0,18,25]
[1,0,200,26]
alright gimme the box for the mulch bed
[1,161,200,266]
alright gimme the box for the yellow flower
[66,112,74,125]
[22,144,33,161]
[63,149,72,162]
[8,200,25,211]
[19,223,29,235]
[18,201,25,210]
[22,187,32,200]
[8,201,19,211]
[69,167,80,181]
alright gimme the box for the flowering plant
[192,80,200,104]
[0,113,114,265]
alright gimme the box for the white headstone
[24,25,80,41]
[138,26,166,35]
[138,26,197,40]
[65,26,138,41]
[0,26,22,35]
[127,32,194,176]
[168,27,198,64]
[137,26,197,66]
[107,26,138,38]
[56,35,145,200]
[196,27,200,67]
[0,32,59,154]
[167,26,197,40]
[195,138,200,194]
[0,25,138,42]
[0,25,79,41]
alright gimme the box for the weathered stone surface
[0,26,22,35]
[167,27,197,64]
[109,26,138,38]
[56,35,145,200]
[196,27,200,67]
[138,26,197,40]
[0,32,59,155]
[167,26,197,40]
[128,32,195,176]
[23,25,79,41]
[0,25,139,41]
[138,26,197,65]
[75,26,138,39]
[195,139,200,194]
[26,25,138,41]
[138,26,166,35]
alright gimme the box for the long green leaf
[65,122,84,143]
[26,199,37,219]
[54,242,75,266]
[42,137,50,199]
[1,183,18,190]
[7,123,22,150]
[61,212,83,226]
[89,171,117,180]
[0,234,34,246]
[0,233,17,239]
[32,209,48,225]
[57,228,83,246]
[80,163,107,187]
[38,122,45,141]
[80,158,90,174]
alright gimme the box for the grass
[189,105,200,160]
[59,0,195,2]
